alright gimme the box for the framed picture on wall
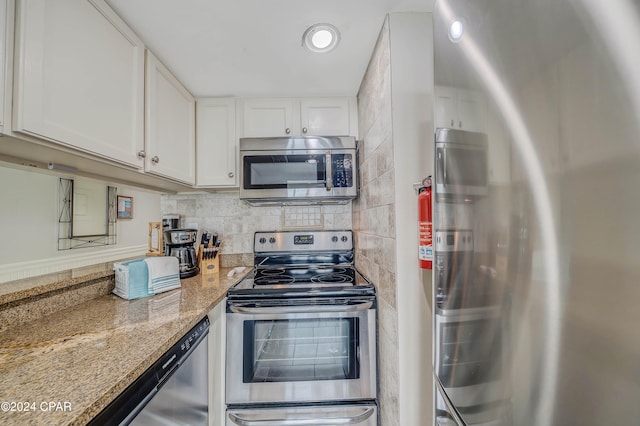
[117,195,134,219]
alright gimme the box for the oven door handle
[229,301,372,315]
[228,407,375,426]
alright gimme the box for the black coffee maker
[164,229,200,278]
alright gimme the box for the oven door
[226,300,377,405]
[239,149,357,201]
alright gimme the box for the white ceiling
[106,0,433,99]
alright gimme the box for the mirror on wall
[58,178,117,250]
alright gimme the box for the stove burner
[259,269,287,276]
[254,275,295,285]
[310,273,352,284]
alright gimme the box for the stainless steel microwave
[435,128,488,198]
[239,136,358,205]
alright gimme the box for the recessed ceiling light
[449,19,465,42]
[303,23,340,53]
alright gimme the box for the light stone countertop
[0,267,249,426]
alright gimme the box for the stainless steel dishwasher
[89,317,209,426]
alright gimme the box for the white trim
[0,245,148,283]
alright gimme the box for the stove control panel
[254,230,353,252]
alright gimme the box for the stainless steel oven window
[437,318,503,388]
[243,318,359,383]
[226,306,377,405]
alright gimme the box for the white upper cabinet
[300,98,352,136]
[196,98,237,187]
[242,98,296,137]
[0,1,3,129]
[240,97,356,138]
[145,50,195,185]
[0,0,10,131]
[435,86,486,133]
[13,0,144,168]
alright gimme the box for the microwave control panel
[332,154,353,188]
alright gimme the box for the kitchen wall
[354,16,398,424]
[354,13,434,426]
[0,163,161,283]
[160,192,352,265]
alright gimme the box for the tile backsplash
[161,192,352,265]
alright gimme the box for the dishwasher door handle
[228,406,375,425]
[229,301,372,315]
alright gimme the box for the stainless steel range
[225,230,378,426]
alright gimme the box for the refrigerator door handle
[228,407,375,425]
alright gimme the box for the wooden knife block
[199,244,220,275]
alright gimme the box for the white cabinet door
[241,97,356,138]
[0,0,13,132]
[434,86,457,129]
[434,86,486,132]
[300,98,351,136]
[196,98,237,187]
[0,0,7,130]
[457,90,486,132]
[145,50,195,185]
[242,98,296,137]
[13,0,144,168]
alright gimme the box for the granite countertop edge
[0,267,250,426]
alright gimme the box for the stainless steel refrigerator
[432,0,640,425]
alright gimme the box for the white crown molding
[0,245,148,284]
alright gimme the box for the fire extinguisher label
[419,221,432,261]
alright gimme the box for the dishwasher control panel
[156,316,210,383]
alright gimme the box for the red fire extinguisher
[418,176,433,269]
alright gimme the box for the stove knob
[269,237,276,244]
[341,236,348,243]
[331,236,338,243]
[259,237,266,244]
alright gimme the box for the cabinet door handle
[151,156,160,164]
[459,120,462,128]
[450,119,454,126]
[137,150,146,159]
[302,127,308,134]
[285,128,291,134]
[228,172,234,178]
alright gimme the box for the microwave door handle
[325,151,333,191]
[228,407,375,426]
[229,301,373,314]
